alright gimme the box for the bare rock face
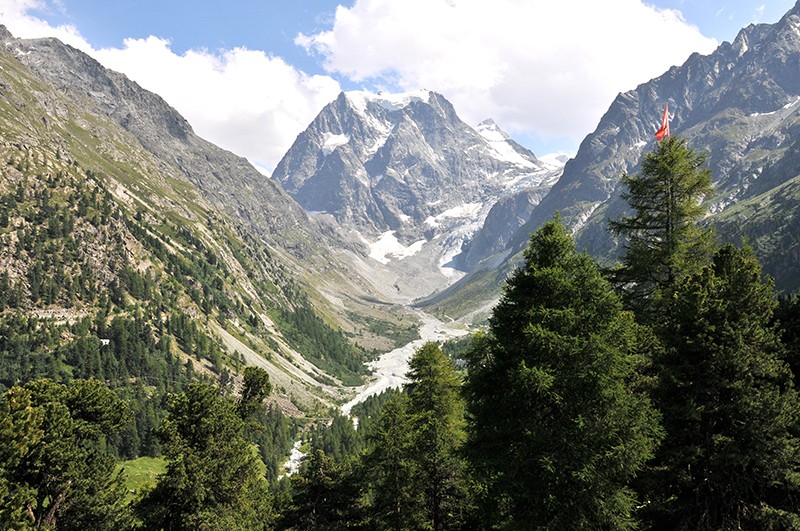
[272,89,559,293]
[505,2,800,290]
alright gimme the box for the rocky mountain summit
[423,1,800,319]
[2,29,310,244]
[273,89,559,296]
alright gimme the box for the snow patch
[369,231,426,264]
[477,119,536,168]
[346,89,431,114]
[571,202,601,234]
[749,96,800,117]
[440,202,483,219]
[425,202,483,228]
[538,152,572,169]
[321,132,349,155]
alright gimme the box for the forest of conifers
[2,137,800,529]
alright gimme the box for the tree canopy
[464,219,662,529]
[609,136,715,321]
[642,244,800,529]
[0,379,130,530]
[137,382,274,530]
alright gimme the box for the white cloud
[2,0,721,168]
[297,0,719,148]
[0,0,91,50]
[94,39,340,173]
[1,2,341,173]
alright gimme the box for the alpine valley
[1,0,799,457]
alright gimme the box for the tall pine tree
[363,393,424,530]
[464,219,662,529]
[609,136,715,322]
[643,244,800,529]
[405,342,469,531]
[136,382,274,530]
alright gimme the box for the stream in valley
[282,310,469,475]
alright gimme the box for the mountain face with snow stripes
[272,89,559,294]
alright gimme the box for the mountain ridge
[272,87,560,299]
[422,2,800,319]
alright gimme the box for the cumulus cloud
[1,0,91,50]
[297,0,719,149]
[3,0,721,167]
[94,40,340,173]
[2,1,341,173]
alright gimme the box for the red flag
[655,104,670,141]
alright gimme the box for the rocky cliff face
[510,1,800,281]
[423,2,800,319]
[272,89,559,296]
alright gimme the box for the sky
[0,0,796,174]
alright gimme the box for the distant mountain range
[0,25,420,411]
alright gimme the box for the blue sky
[2,0,796,172]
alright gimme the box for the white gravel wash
[340,311,468,415]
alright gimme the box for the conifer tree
[364,393,424,530]
[464,219,662,529]
[776,295,800,386]
[643,244,800,529]
[237,365,272,420]
[609,136,715,321]
[137,382,274,530]
[0,379,131,530]
[281,448,365,530]
[405,342,469,531]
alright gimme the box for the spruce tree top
[610,136,715,320]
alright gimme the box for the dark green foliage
[609,136,715,321]
[137,382,275,530]
[776,295,800,387]
[0,312,197,460]
[238,366,273,419]
[281,449,366,530]
[464,219,662,529]
[642,244,800,529]
[440,335,471,370]
[363,393,425,530]
[405,342,470,531]
[279,304,367,386]
[311,414,364,464]
[349,388,401,438]
[0,379,131,530]
[251,406,297,483]
[358,344,470,530]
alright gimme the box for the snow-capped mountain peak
[476,118,541,170]
[476,118,510,142]
[345,89,433,114]
[271,89,561,297]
